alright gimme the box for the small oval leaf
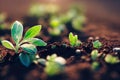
[1,40,15,50]
[23,25,41,40]
[26,38,47,46]
[11,21,23,44]
[19,53,31,67]
[21,44,37,54]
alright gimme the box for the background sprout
[105,54,119,64]
[92,61,100,70]
[50,17,61,28]
[45,54,66,76]
[49,17,65,36]
[69,32,81,47]
[93,40,102,48]
[91,50,98,60]
[1,21,47,67]
[29,4,59,17]
[72,16,86,31]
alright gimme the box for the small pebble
[55,57,66,65]
[36,54,40,58]
[75,49,81,53]
[95,36,100,40]
[113,47,120,53]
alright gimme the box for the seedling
[49,17,65,36]
[92,61,100,70]
[93,40,102,48]
[91,50,98,60]
[105,54,119,64]
[1,21,47,67]
[72,16,86,31]
[45,54,66,76]
[69,32,81,47]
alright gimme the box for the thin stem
[15,44,20,53]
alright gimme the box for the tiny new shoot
[69,32,81,47]
[93,40,102,49]
[1,21,47,67]
[45,54,66,76]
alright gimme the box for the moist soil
[0,17,120,80]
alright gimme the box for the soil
[0,16,120,80]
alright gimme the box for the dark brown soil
[0,37,120,80]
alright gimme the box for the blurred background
[0,0,120,24]
[0,0,119,40]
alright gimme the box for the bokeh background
[0,0,120,23]
[0,0,120,35]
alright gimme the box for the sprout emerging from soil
[69,32,81,47]
[105,54,119,64]
[1,21,47,67]
[45,54,66,76]
[91,50,98,60]
[93,40,102,48]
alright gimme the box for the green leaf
[1,40,15,50]
[91,50,98,60]
[23,25,41,40]
[105,54,119,64]
[68,32,80,47]
[19,53,31,67]
[29,54,36,62]
[11,21,23,44]
[69,32,74,46]
[93,40,102,48]
[21,44,37,54]
[24,38,47,46]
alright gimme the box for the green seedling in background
[91,50,98,60]
[49,17,65,36]
[69,32,81,47]
[72,16,86,31]
[1,21,47,67]
[93,40,102,48]
[0,13,8,30]
[29,4,59,17]
[92,61,100,70]
[45,54,66,76]
[105,54,119,64]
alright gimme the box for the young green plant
[69,32,81,47]
[105,54,119,64]
[45,54,66,76]
[1,21,47,67]
[49,17,65,36]
[93,40,102,48]
[91,50,98,60]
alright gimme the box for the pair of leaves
[69,32,81,47]
[2,21,43,50]
[12,21,42,44]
